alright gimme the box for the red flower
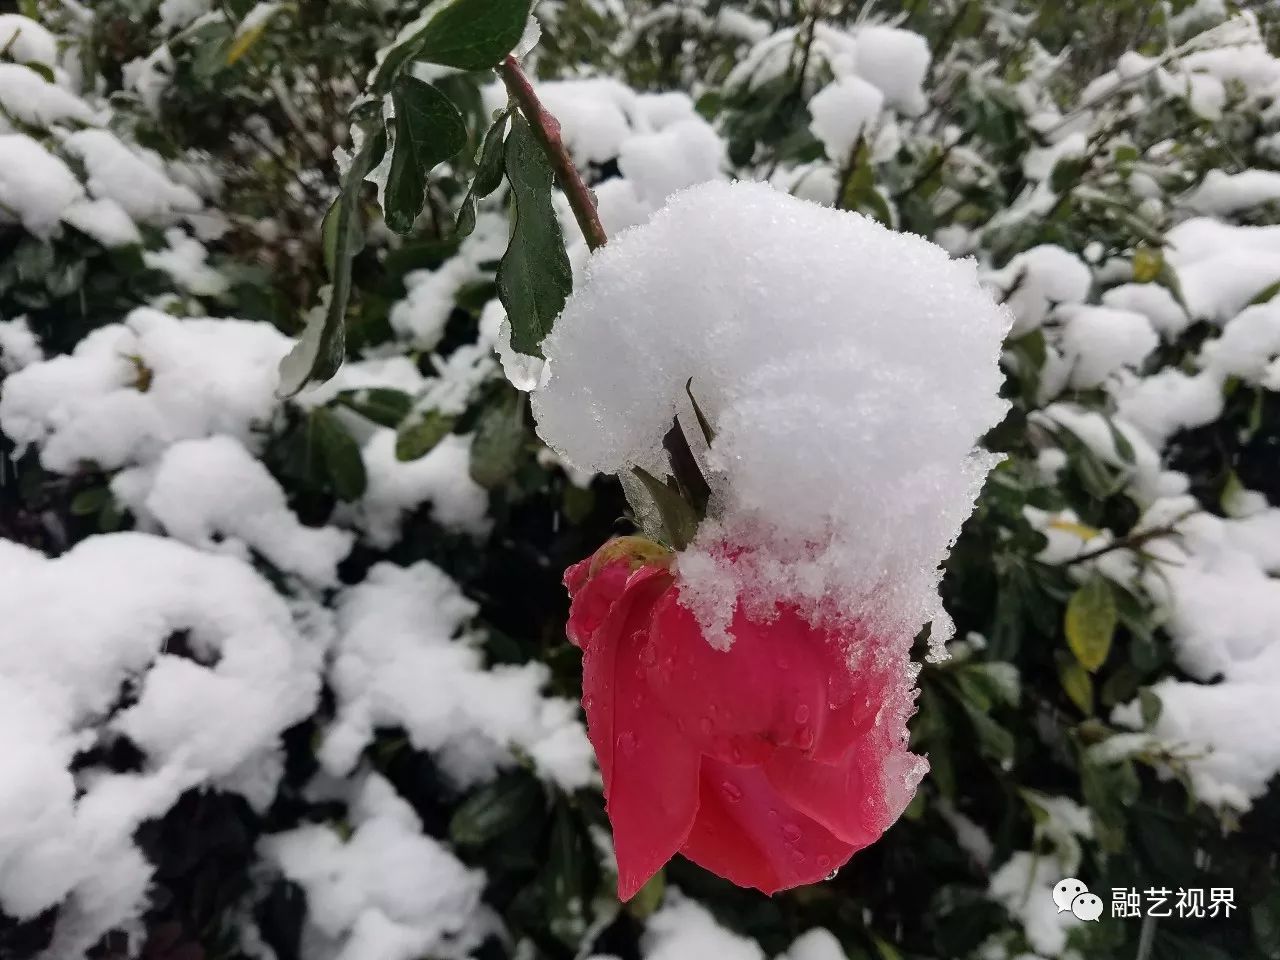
[564,538,926,900]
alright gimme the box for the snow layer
[322,561,595,789]
[261,773,487,960]
[534,181,1010,653]
[0,308,291,472]
[112,435,354,587]
[0,533,322,956]
[808,75,884,163]
[0,134,84,237]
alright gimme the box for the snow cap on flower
[534,180,1011,657]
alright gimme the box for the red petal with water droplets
[565,557,633,649]
[643,590,842,764]
[680,759,856,895]
[578,565,702,900]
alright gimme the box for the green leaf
[628,870,665,919]
[311,408,367,501]
[335,388,413,428]
[631,466,700,550]
[1050,156,1086,194]
[1065,575,1117,673]
[1104,417,1136,465]
[1252,885,1280,959]
[395,410,457,461]
[1249,278,1280,306]
[546,801,587,943]
[278,120,384,397]
[1058,656,1094,714]
[457,110,510,239]
[321,193,365,281]
[384,76,467,235]
[497,114,572,358]
[71,487,109,516]
[1132,245,1163,284]
[226,4,286,65]
[450,774,543,846]
[372,0,533,89]
[469,393,524,488]
[685,378,715,444]
[1138,687,1163,727]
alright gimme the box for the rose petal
[679,758,856,895]
[644,592,838,763]
[763,746,885,847]
[565,558,634,649]
[579,566,701,900]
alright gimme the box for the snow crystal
[0,307,290,472]
[321,561,594,789]
[0,533,322,955]
[261,773,487,960]
[618,117,726,207]
[112,435,354,587]
[533,181,1010,655]
[0,134,84,237]
[808,75,884,164]
[61,129,202,222]
[1054,304,1158,389]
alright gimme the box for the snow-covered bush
[3,1,1280,959]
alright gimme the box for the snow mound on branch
[0,307,290,472]
[534,180,1010,655]
[112,435,354,587]
[0,533,323,956]
[261,773,487,960]
[322,561,595,790]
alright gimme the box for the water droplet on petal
[825,869,839,881]
[582,695,593,710]
[790,847,806,864]
[782,823,802,842]
[721,781,742,802]
[619,732,638,756]
[817,855,831,870]
[699,717,713,735]
[768,809,779,821]
[794,704,810,724]
[796,726,814,749]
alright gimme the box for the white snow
[642,894,765,960]
[0,533,322,956]
[0,316,41,372]
[1184,169,1280,215]
[1054,304,1158,388]
[112,435,354,587]
[1200,303,1280,388]
[808,75,884,163]
[61,129,203,222]
[984,246,1091,336]
[1100,283,1190,340]
[142,228,229,296]
[261,773,487,960]
[0,134,84,237]
[0,307,290,472]
[534,180,1010,655]
[349,431,490,547]
[0,63,95,128]
[852,25,930,115]
[62,198,143,247]
[0,14,57,68]
[321,561,595,789]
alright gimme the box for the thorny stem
[499,55,608,252]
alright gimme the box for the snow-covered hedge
[2,1,1280,959]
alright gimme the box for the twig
[1057,511,1198,568]
[499,55,608,252]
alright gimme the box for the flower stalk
[499,55,609,252]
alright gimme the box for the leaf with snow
[384,75,467,235]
